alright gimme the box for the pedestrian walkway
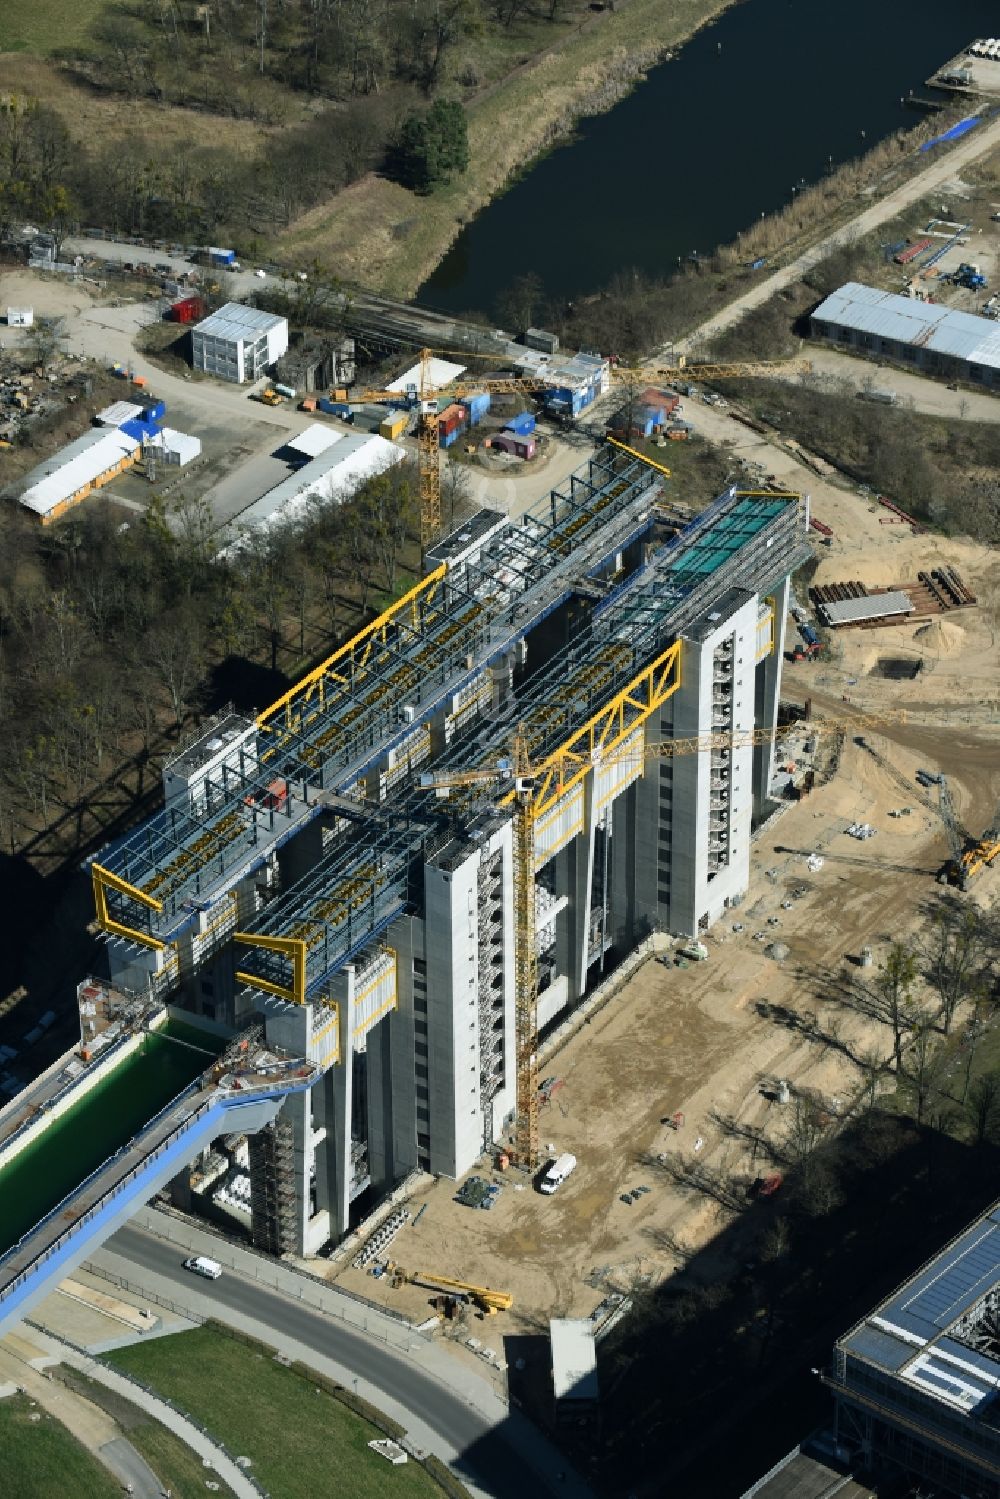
[14,1322,259,1499]
[0,1334,163,1498]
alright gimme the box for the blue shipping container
[121,419,159,443]
[440,427,461,448]
[318,398,352,418]
[142,400,166,423]
[468,392,491,423]
[507,411,535,436]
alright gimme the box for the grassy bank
[107,1324,447,1499]
[275,0,734,296]
[0,1393,119,1499]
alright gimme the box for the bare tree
[148,607,205,729]
[922,904,987,1035]
[966,1073,1000,1148]
[871,944,919,1072]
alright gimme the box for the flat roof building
[811,282,1000,389]
[829,1198,1000,1495]
[17,427,139,525]
[219,430,405,551]
[550,1319,599,1419]
[191,303,289,384]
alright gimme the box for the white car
[255,269,267,279]
[183,1255,222,1280]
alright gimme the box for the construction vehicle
[387,1264,513,1315]
[858,738,1000,889]
[257,388,283,407]
[354,348,814,555]
[420,708,907,1169]
[954,263,988,291]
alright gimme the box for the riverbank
[274,0,736,298]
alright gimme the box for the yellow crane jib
[605,436,671,477]
[91,863,166,951]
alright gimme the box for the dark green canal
[0,1020,221,1259]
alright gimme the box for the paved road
[105,1223,580,1499]
[675,112,1000,354]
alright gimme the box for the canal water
[419,0,996,318]
[0,1021,220,1258]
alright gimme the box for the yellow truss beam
[91,863,165,951]
[509,640,683,820]
[257,565,447,751]
[234,932,308,1006]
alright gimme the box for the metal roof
[286,423,342,460]
[819,589,914,625]
[387,356,465,393]
[193,302,287,343]
[550,1319,598,1403]
[95,401,143,428]
[18,427,139,517]
[813,282,1000,372]
[220,431,404,548]
[841,1201,1000,1406]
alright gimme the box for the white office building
[191,304,289,384]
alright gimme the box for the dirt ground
[327,480,1000,1363]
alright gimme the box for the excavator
[854,737,1000,889]
[386,1263,513,1315]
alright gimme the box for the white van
[183,1255,222,1281]
[539,1153,577,1195]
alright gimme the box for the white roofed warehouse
[191,302,289,384]
[17,427,140,525]
[811,282,1000,388]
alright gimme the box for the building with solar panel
[828,1201,1000,1497]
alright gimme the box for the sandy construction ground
[324,480,1000,1362]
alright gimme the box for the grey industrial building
[829,1198,1000,1498]
[89,451,809,1256]
[191,303,289,384]
[811,282,1000,388]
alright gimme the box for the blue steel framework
[233,487,808,1006]
[93,449,662,947]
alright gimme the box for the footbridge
[0,984,320,1337]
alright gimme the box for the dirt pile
[914,618,966,656]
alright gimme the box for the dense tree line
[0,462,419,860]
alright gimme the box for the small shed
[6,307,34,327]
[491,432,536,460]
[160,428,202,467]
[550,1319,599,1423]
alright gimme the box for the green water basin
[0,1021,221,1259]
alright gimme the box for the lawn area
[107,1325,444,1499]
[0,1393,119,1499]
[55,1367,235,1499]
[2,0,108,53]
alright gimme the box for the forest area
[0,0,594,250]
[0,459,422,872]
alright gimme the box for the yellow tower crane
[419,706,905,1171]
[352,349,813,555]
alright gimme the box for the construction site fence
[126,1205,512,1406]
[130,1206,432,1344]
